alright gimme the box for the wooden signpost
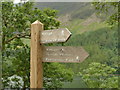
[43,46,89,63]
[41,28,71,43]
[30,20,89,88]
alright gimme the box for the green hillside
[60,19,107,35]
[34,2,110,35]
[64,26,118,72]
[35,2,96,20]
[63,25,118,88]
[34,2,110,38]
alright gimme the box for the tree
[79,62,118,88]
[92,2,119,27]
[2,2,60,51]
[2,2,73,88]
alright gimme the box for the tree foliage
[79,62,118,88]
[2,2,60,50]
[2,2,73,88]
[43,63,73,88]
[92,2,119,27]
[62,21,119,88]
[65,26,118,71]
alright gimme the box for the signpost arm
[30,20,43,88]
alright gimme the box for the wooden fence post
[30,20,43,88]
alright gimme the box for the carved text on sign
[41,28,71,43]
[43,46,89,63]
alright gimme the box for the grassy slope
[35,2,86,14]
[35,2,95,19]
[60,19,108,35]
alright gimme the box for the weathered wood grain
[41,28,71,43]
[43,46,89,63]
[30,20,43,88]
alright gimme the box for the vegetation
[35,2,96,19]
[62,2,119,88]
[62,26,118,88]
[2,1,119,88]
[92,2,119,27]
[79,62,118,88]
[2,2,73,88]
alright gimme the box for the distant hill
[35,2,96,20]
[34,2,107,34]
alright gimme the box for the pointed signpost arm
[30,20,43,88]
[43,46,89,63]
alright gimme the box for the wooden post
[30,20,43,88]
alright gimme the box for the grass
[60,19,109,36]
